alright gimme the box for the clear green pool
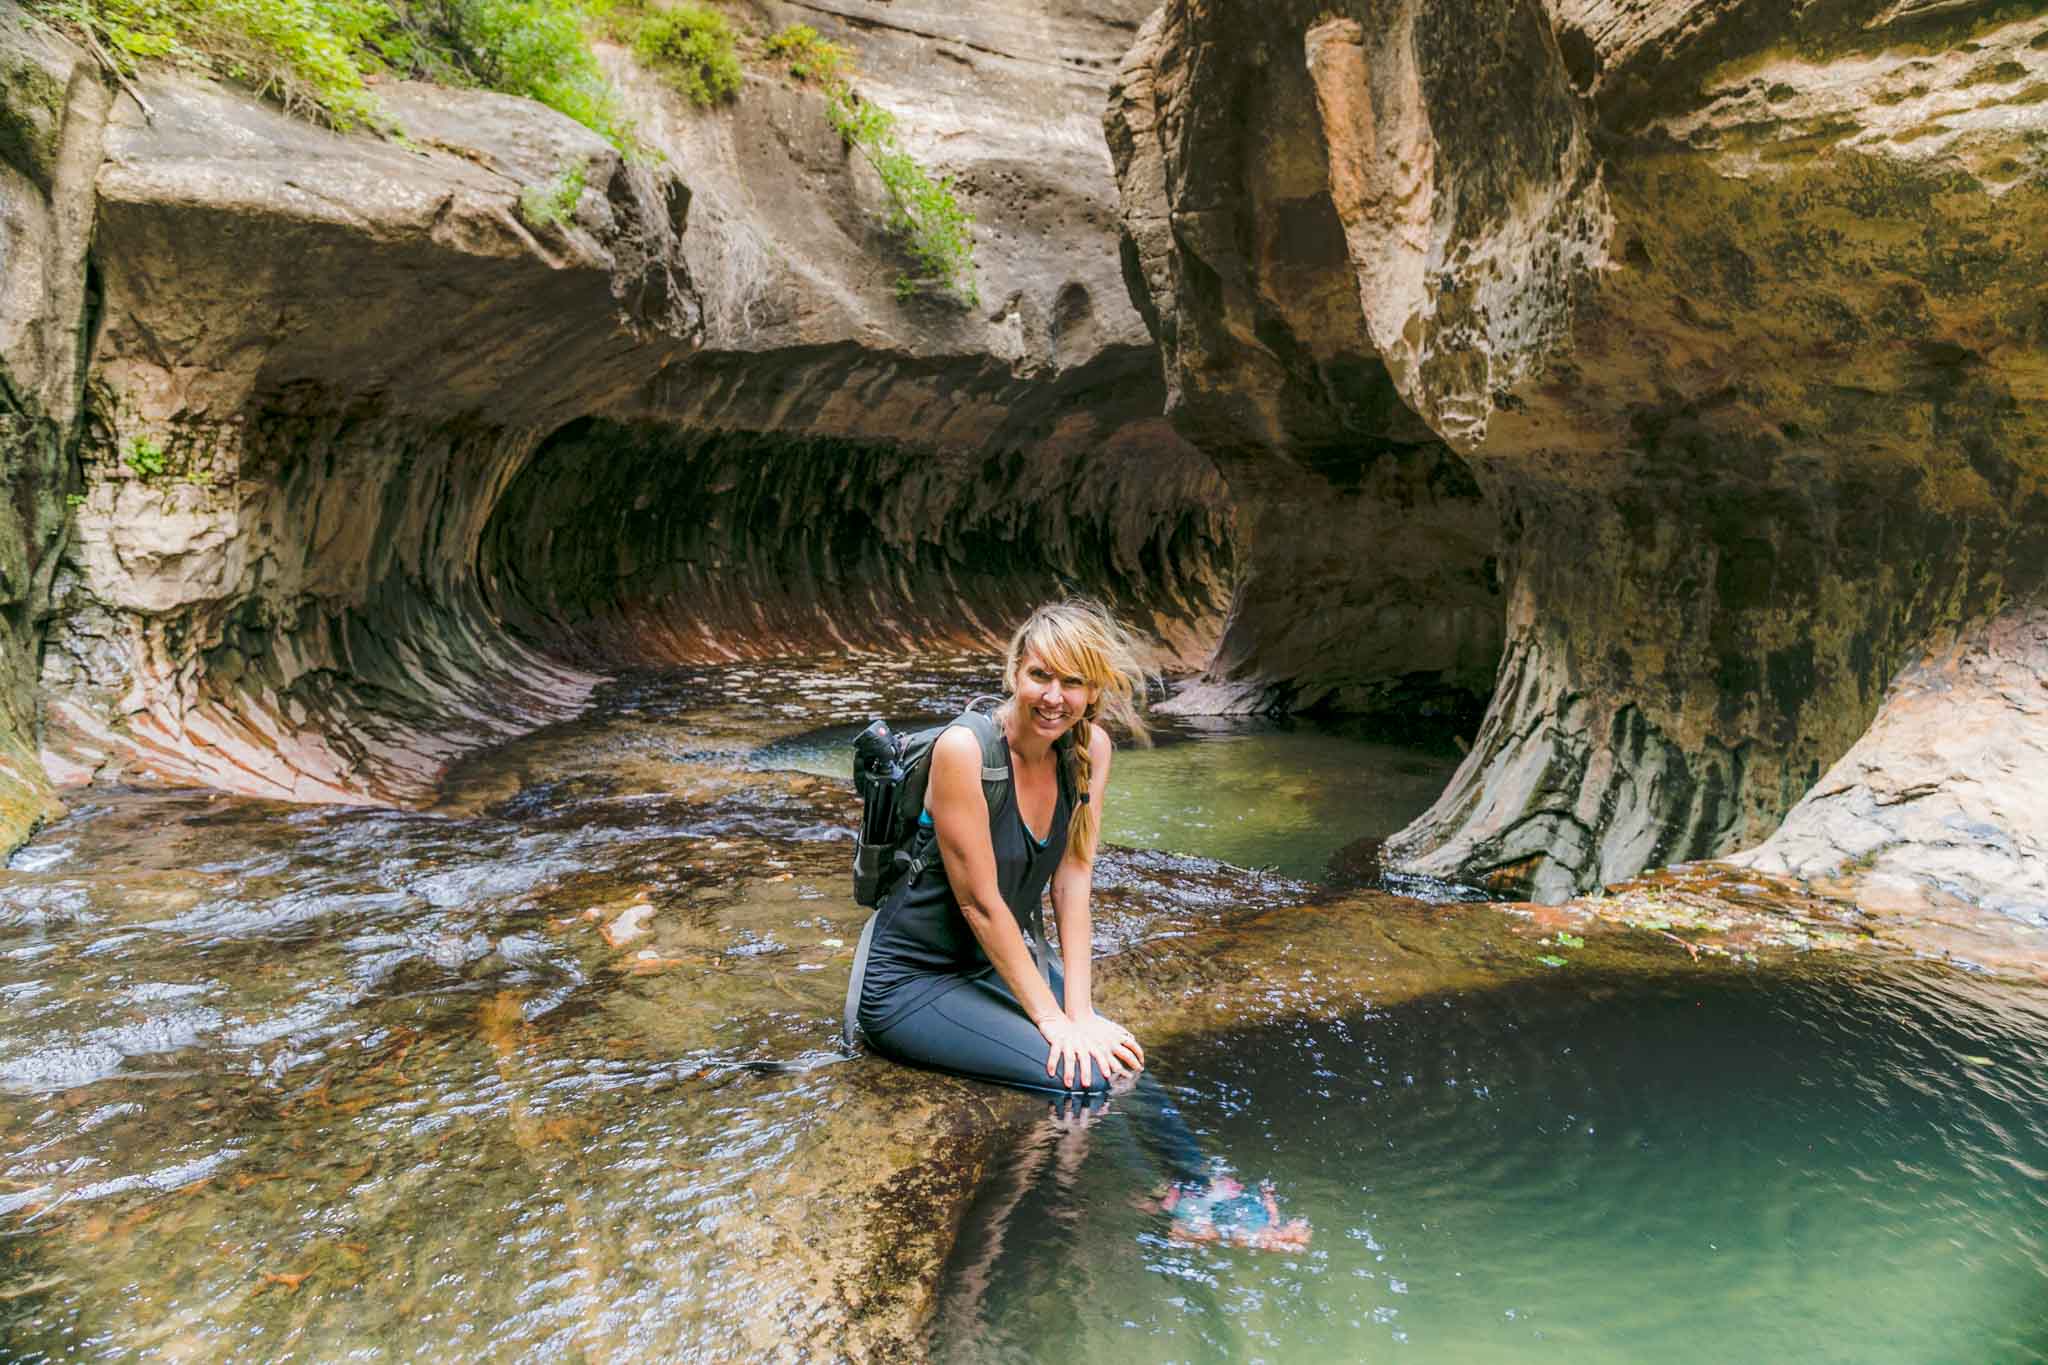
[932,964,2048,1362]
[753,715,1461,883]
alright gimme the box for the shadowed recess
[479,418,1239,668]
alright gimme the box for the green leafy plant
[764,24,975,305]
[518,158,587,228]
[632,4,740,107]
[123,435,167,479]
[762,23,847,84]
[28,0,387,128]
[65,492,86,508]
[24,0,634,148]
[827,89,977,305]
[383,0,632,147]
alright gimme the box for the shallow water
[0,659,1375,1357]
[932,963,2048,1363]
[754,714,1459,882]
[1,658,2040,1359]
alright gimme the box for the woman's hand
[1037,1012,1144,1089]
[1036,1012,1141,1089]
[1079,1011,1144,1077]
[1036,1014,1093,1089]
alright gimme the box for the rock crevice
[0,18,109,839]
[1107,0,2048,910]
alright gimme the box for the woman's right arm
[926,727,1076,1057]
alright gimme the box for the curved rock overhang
[4,3,1237,821]
[28,69,692,806]
[481,408,1231,670]
[1107,0,2048,911]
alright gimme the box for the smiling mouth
[1033,707,1068,725]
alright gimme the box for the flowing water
[0,658,2041,1360]
[0,659,1443,1357]
[932,965,2048,1363]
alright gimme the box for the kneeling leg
[869,971,1106,1094]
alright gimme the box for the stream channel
[0,659,2042,1359]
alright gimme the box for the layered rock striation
[1107,0,2048,911]
[7,0,2045,924]
[0,0,1234,834]
[34,66,689,805]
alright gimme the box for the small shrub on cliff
[123,435,166,479]
[631,5,740,108]
[762,24,848,85]
[763,23,977,306]
[518,158,586,228]
[23,0,632,148]
[382,0,631,147]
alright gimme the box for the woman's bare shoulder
[1086,723,1113,763]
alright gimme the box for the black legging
[866,962,1212,1183]
[868,962,1107,1093]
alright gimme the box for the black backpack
[850,697,1013,909]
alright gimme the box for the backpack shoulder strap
[895,701,1010,891]
[949,699,1056,985]
[950,700,1011,811]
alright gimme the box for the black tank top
[857,725,1074,1034]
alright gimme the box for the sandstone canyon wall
[0,0,1233,836]
[1107,0,2048,913]
[1,0,2043,925]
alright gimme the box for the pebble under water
[0,658,2040,1359]
[932,963,2048,1363]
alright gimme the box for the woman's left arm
[1051,725,1144,1074]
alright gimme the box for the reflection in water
[0,659,1353,1357]
[2,658,2040,1359]
[933,965,2048,1363]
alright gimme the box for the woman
[855,599,1147,1092]
[854,599,1312,1250]
[855,599,1312,1250]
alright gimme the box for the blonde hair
[1003,598,1153,855]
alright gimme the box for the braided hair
[1003,599,1153,856]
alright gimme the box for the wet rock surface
[1106,0,2048,911]
[0,655,1885,1358]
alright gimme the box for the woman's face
[1013,648,1099,743]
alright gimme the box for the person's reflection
[942,1075,1313,1327]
